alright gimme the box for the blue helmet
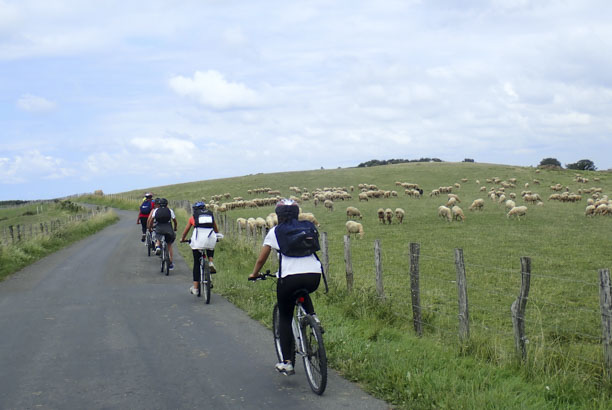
[192,201,206,211]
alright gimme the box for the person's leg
[206,249,216,272]
[192,249,201,288]
[276,279,296,363]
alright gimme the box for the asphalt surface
[0,209,390,409]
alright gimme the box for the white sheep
[505,199,516,210]
[236,217,247,231]
[585,205,596,217]
[346,206,362,220]
[451,205,465,222]
[346,220,364,239]
[395,208,405,223]
[507,206,528,219]
[299,212,320,227]
[438,205,452,222]
[385,208,393,224]
[468,198,484,211]
[377,208,385,224]
[324,199,334,211]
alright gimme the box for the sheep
[346,220,364,239]
[299,212,320,226]
[265,213,278,229]
[236,217,247,231]
[346,206,362,220]
[505,199,516,210]
[255,217,267,232]
[377,208,385,224]
[585,205,596,217]
[395,208,405,223]
[358,192,368,202]
[451,205,465,222]
[507,206,528,219]
[468,198,484,211]
[246,217,257,232]
[438,205,452,222]
[385,208,393,224]
[324,199,334,211]
[446,197,457,207]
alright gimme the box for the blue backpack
[274,219,320,257]
[140,200,153,215]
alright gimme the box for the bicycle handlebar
[248,270,274,281]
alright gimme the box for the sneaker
[275,362,295,375]
[190,286,199,296]
[169,263,174,270]
[141,234,145,242]
[155,247,161,255]
[209,262,216,274]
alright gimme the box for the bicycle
[158,235,170,276]
[182,239,213,304]
[249,271,327,395]
[145,230,154,257]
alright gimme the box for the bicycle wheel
[301,315,327,395]
[163,245,169,276]
[202,260,211,304]
[146,233,152,257]
[272,304,295,366]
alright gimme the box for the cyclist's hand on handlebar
[248,272,260,281]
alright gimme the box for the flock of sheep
[198,171,609,242]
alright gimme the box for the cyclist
[248,198,322,375]
[147,198,178,270]
[180,201,220,295]
[137,193,154,241]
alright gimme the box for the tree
[566,159,596,171]
[463,158,475,163]
[539,158,561,167]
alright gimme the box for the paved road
[0,210,389,409]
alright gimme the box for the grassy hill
[88,161,612,408]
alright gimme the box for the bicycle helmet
[192,201,206,211]
[158,198,169,207]
[144,192,153,199]
[275,198,299,221]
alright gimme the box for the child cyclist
[248,198,323,375]
[180,201,220,296]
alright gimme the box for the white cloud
[16,94,57,112]
[0,150,73,184]
[169,70,260,109]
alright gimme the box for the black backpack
[274,219,320,257]
[155,207,171,223]
[193,208,214,228]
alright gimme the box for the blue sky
[1,0,611,200]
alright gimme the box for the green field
[84,161,612,408]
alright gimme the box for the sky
[1,0,611,201]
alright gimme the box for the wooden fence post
[374,239,385,299]
[17,225,21,242]
[599,268,612,378]
[9,225,14,243]
[511,256,531,362]
[455,248,470,341]
[343,235,354,293]
[321,232,329,279]
[410,242,422,337]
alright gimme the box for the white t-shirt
[264,226,322,278]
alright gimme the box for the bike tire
[301,315,327,395]
[147,234,151,257]
[164,246,169,276]
[203,261,211,304]
[272,304,295,366]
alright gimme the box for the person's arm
[173,218,178,231]
[180,222,191,242]
[146,213,154,230]
[249,245,272,279]
[212,220,219,233]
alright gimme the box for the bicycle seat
[291,288,310,302]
